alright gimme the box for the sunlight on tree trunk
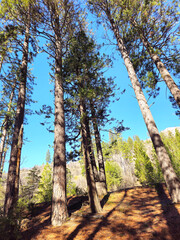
[51,8,68,226]
[14,125,23,204]
[105,9,180,203]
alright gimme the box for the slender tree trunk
[88,132,99,182]
[0,121,8,174]
[14,125,23,204]
[0,81,16,174]
[77,71,99,183]
[4,10,30,216]
[106,9,180,203]
[84,107,100,192]
[51,6,68,226]
[0,53,5,73]
[0,147,7,179]
[90,100,107,195]
[131,19,180,107]
[80,100,102,213]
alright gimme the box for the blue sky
[3,15,180,171]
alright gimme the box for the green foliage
[19,166,41,206]
[45,149,51,163]
[102,132,133,161]
[79,158,85,176]
[133,136,166,185]
[133,136,155,185]
[102,129,180,187]
[63,30,116,157]
[0,205,23,240]
[105,160,122,191]
[160,130,180,178]
[0,178,5,205]
[150,148,164,183]
[66,168,77,196]
[36,163,52,203]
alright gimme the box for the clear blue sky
[3,15,180,171]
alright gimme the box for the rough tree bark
[80,100,102,213]
[14,125,23,204]
[88,135,99,183]
[50,2,68,226]
[0,146,7,179]
[4,9,30,216]
[105,9,180,203]
[90,100,107,195]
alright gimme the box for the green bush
[133,136,165,185]
[19,166,41,205]
[105,160,122,191]
[160,130,180,178]
[0,206,23,240]
[66,168,77,196]
[36,163,52,203]
[134,137,154,185]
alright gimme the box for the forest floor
[21,184,180,240]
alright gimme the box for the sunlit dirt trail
[22,184,180,240]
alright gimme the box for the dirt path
[21,184,180,240]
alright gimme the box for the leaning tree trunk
[130,19,180,108]
[90,100,107,196]
[4,11,30,216]
[80,100,102,213]
[140,34,180,108]
[0,81,16,174]
[106,9,180,203]
[51,8,68,226]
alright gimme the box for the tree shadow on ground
[66,190,127,240]
[21,196,89,240]
[68,196,89,215]
[85,190,127,240]
[21,185,180,240]
[155,183,180,240]
[100,192,111,208]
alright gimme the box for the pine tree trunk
[0,53,5,74]
[0,81,16,175]
[84,107,100,193]
[51,7,68,226]
[90,101,107,195]
[0,122,8,174]
[14,125,23,203]
[88,134,99,182]
[106,10,180,203]
[0,148,7,179]
[4,11,30,216]
[141,35,180,108]
[80,100,102,213]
